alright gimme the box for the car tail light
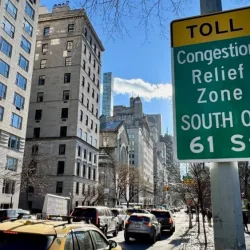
[96,211,99,226]
[143,222,152,227]
[169,218,173,224]
[125,220,131,225]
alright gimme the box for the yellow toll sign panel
[171,7,250,47]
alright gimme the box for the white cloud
[113,77,172,101]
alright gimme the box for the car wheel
[124,233,130,243]
[103,226,108,236]
[113,225,118,237]
[151,231,156,244]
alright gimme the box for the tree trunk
[200,197,207,245]
[244,162,248,199]
[197,205,200,234]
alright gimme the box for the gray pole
[200,1,246,249]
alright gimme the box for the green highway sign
[171,7,250,162]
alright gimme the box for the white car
[111,208,128,231]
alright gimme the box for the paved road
[109,211,189,250]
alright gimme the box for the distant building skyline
[102,72,114,117]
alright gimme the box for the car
[150,210,175,234]
[0,218,122,250]
[124,213,161,244]
[125,208,150,216]
[111,208,127,231]
[71,206,119,237]
[0,209,30,222]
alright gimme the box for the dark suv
[150,210,175,234]
[71,206,119,237]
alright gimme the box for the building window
[63,90,69,101]
[78,128,82,138]
[83,60,86,70]
[33,127,40,138]
[43,27,50,36]
[68,24,74,32]
[88,167,91,179]
[87,83,90,93]
[94,139,97,147]
[0,82,7,99]
[37,92,43,102]
[11,113,22,129]
[57,161,65,175]
[89,36,92,46]
[81,93,84,104]
[95,124,97,133]
[96,108,98,117]
[93,59,96,68]
[83,165,86,177]
[82,76,85,86]
[35,109,42,120]
[84,132,87,141]
[97,80,99,88]
[91,104,94,114]
[84,149,87,159]
[85,115,88,126]
[67,41,73,50]
[86,99,89,109]
[25,2,35,19]
[96,94,99,103]
[75,182,79,194]
[88,52,91,63]
[94,44,96,53]
[64,73,71,83]
[2,179,15,194]
[93,74,95,83]
[8,135,20,150]
[92,89,95,99]
[38,75,45,85]
[40,59,46,68]
[0,60,10,78]
[23,19,33,37]
[60,126,67,137]
[20,36,31,54]
[93,168,96,180]
[15,73,27,90]
[98,51,100,59]
[98,66,100,74]
[65,57,72,66]
[59,144,66,155]
[89,136,92,145]
[5,0,17,19]
[84,44,86,54]
[0,106,4,121]
[42,43,48,54]
[89,152,92,162]
[31,144,38,155]
[90,120,93,130]
[13,93,25,110]
[88,67,91,77]
[0,37,12,57]
[61,108,68,119]
[56,181,63,193]
[77,146,81,157]
[6,157,18,171]
[84,27,87,37]
[76,162,80,176]
[18,54,29,72]
[80,110,83,121]
[94,154,97,164]
[2,17,15,38]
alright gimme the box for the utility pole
[200,2,246,249]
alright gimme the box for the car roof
[0,220,99,235]
[130,213,154,218]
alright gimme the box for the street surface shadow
[116,231,171,250]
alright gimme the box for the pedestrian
[207,209,212,227]
[243,212,249,232]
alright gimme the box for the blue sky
[41,0,248,135]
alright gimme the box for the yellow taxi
[0,219,122,250]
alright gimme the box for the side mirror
[109,240,118,249]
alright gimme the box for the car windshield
[71,208,96,217]
[0,232,55,250]
[129,216,150,222]
[127,209,147,214]
[151,211,171,218]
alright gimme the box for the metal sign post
[171,2,248,248]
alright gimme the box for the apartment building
[102,72,114,117]
[0,0,39,208]
[19,3,104,211]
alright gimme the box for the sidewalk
[178,213,250,249]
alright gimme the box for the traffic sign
[171,7,250,162]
